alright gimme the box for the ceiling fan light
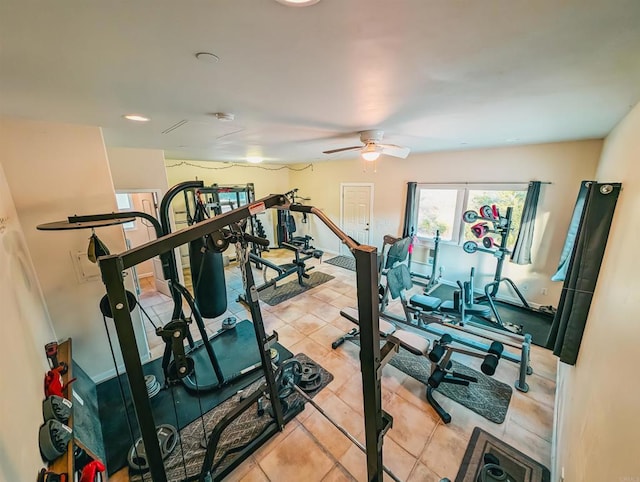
[361,144,381,161]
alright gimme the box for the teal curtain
[510,181,541,265]
[551,181,591,281]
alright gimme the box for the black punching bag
[189,199,227,318]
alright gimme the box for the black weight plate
[275,359,302,399]
[299,362,321,384]
[128,424,179,472]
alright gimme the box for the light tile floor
[122,250,556,481]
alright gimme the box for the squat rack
[98,194,391,482]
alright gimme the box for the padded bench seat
[409,294,442,311]
[340,307,430,357]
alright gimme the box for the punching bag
[189,199,227,318]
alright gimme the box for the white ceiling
[1,0,639,163]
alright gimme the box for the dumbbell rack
[47,339,104,479]
[462,206,533,333]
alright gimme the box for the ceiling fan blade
[322,145,362,155]
[380,144,410,159]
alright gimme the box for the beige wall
[0,160,56,480]
[554,103,640,481]
[291,140,602,305]
[0,118,146,380]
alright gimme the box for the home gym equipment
[276,188,315,250]
[407,229,442,293]
[248,242,323,294]
[96,194,391,482]
[378,263,532,393]
[188,192,228,318]
[39,419,74,462]
[40,180,267,395]
[378,232,442,309]
[462,205,545,333]
[43,395,72,424]
[339,307,504,424]
[127,424,179,473]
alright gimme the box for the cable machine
[95,194,392,482]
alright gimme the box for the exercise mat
[97,320,293,474]
[130,353,333,482]
[455,427,550,482]
[351,338,512,423]
[324,255,356,272]
[429,285,553,347]
[259,271,334,306]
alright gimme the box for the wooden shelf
[48,338,75,475]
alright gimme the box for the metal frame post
[99,255,167,482]
[354,246,386,482]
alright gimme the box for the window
[115,193,136,230]
[415,186,465,242]
[414,184,527,247]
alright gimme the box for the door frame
[340,182,375,252]
[115,188,169,291]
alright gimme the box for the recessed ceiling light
[123,114,150,122]
[275,0,321,6]
[195,52,220,63]
[247,156,263,164]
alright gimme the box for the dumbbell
[481,341,504,376]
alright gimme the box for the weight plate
[222,316,237,330]
[462,210,478,223]
[275,359,302,399]
[128,424,179,472]
[145,375,156,389]
[270,348,280,364]
[463,241,478,254]
[479,205,494,219]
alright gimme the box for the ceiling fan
[322,130,410,161]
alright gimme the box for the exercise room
[1,1,638,481]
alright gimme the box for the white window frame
[413,182,528,247]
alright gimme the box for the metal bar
[241,246,287,430]
[289,204,359,251]
[99,255,167,482]
[120,194,286,269]
[354,246,385,482]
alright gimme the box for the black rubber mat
[96,319,293,474]
[351,338,512,424]
[324,255,356,272]
[130,353,333,481]
[456,427,550,482]
[259,271,334,306]
[429,284,554,346]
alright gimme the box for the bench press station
[337,307,505,423]
[380,264,532,393]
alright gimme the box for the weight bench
[381,264,533,393]
[334,307,504,423]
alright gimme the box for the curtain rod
[414,181,552,185]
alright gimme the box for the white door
[341,184,373,254]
